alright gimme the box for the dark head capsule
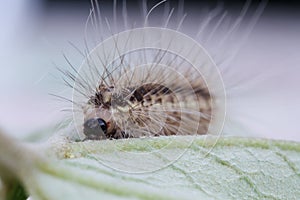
[83,118,107,140]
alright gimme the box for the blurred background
[0,0,299,141]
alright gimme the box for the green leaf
[0,130,300,200]
[5,182,28,200]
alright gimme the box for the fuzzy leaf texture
[0,130,300,200]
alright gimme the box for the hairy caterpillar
[55,0,267,142]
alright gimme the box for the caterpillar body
[82,54,213,140]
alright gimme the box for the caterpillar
[56,0,267,142]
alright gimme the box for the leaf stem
[0,130,39,200]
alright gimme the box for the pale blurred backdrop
[0,0,299,141]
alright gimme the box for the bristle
[57,0,267,141]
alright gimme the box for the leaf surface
[1,133,300,200]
